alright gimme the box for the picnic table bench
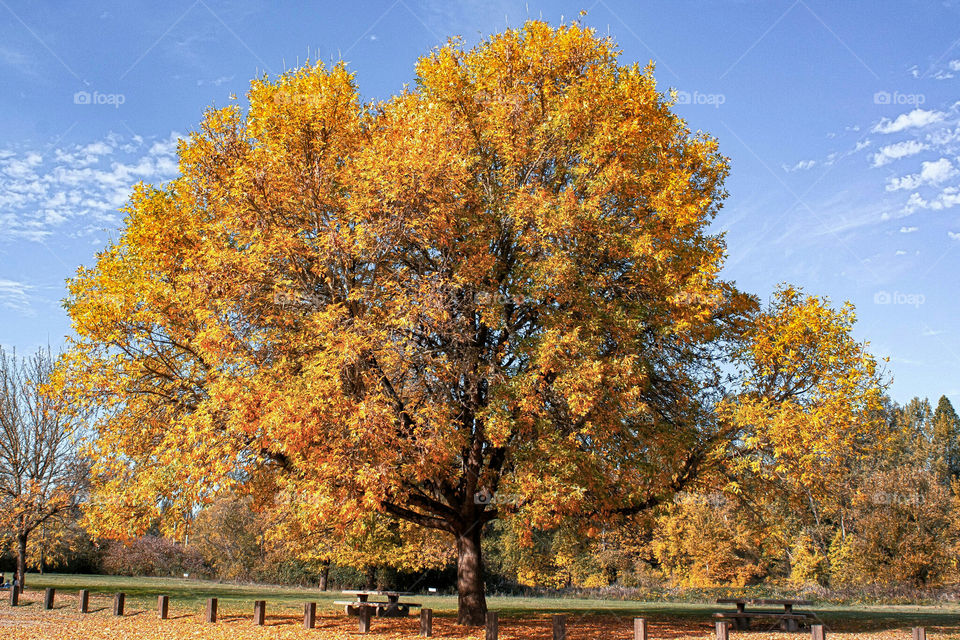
[714,598,815,632]
[334,590,422,618]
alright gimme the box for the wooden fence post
[79,590,89,613]
[716,620,730,640]
[43,587,55,610]
[552,614,567,640]
[634,617,648,640]
[486,611,499,640]
[253,600,266,626]
[912,628,927,640]
[811,624,826,640]
[113,592,125,616]
[358,604,372,633]
[158,595,169,619]
[304,602,316,629]
[206,597,218,623]
[420,608,433,636]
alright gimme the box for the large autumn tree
[59,22,883,624]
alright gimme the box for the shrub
[101,535,207,578]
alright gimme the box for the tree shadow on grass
[815,609,960,633]
[313,619,346,630]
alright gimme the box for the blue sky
[1,0,958,406]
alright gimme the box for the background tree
[652,492,772,587]
[829,465,952,587]
[190,493,265,581]
[0,347,87,587]
[827,395,953,588]
[932,396,960,483]
[190,490,453,585]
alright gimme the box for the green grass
[16,573,960,631]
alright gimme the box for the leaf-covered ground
[3,589,959,640]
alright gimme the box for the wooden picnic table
[335,590,421,618]
[715,598,815,632]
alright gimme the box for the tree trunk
[455,524,487,626]
[364,565,376,590]
[16,533,27,590]
[319,562,329,591]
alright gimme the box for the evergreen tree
[932,396,960,482]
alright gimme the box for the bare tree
[0,347,86,587]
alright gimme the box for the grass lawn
[1,573,959,639]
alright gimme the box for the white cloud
[950,60,960,72]
[927,126,960,146]
[900,226,918,233]
[872,140,927,167]
[3,153,42,180]
[0,132,182,242]
[906,186,960,213]
[889,176,921,191]
[82,141,113,156]
[872,108,946,134]
[932,189,957,209]
[921,157,956,182]
[148,131,183,157]
[902,192,928,214]
[949,231,960,240]
[886,157,956,191]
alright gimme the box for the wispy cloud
[197,74,235,87]
[0,279,32,313]
[0,45,42,80]
[925,59,960,80]
[782,159,816,172]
